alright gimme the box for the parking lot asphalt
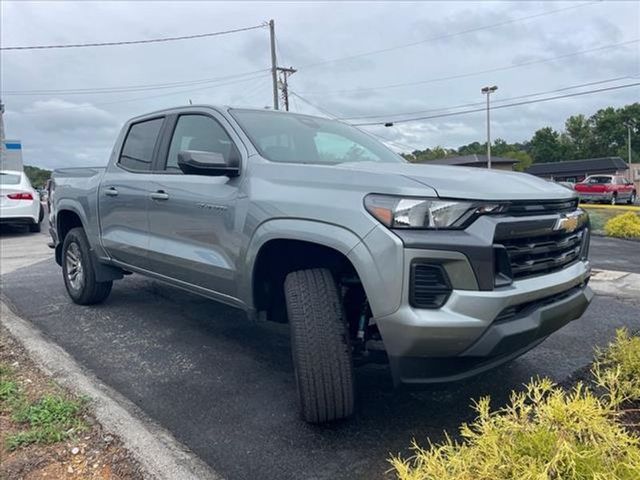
[589,235,640,273]
[1,228,638,480]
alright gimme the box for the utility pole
[481,85,498,169]
[0,99,6,165]
[268,19,279,110]
[624,120,635,183]
[277,67,297,111]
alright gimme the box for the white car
[0,170,43,232]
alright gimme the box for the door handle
[150,191,169,201]
[104,187,119,197]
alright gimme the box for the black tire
[610,193,617,205]
[28,220,41,233]
[628,191,637,205]
[284,268,354,424]
[62,227,112,305]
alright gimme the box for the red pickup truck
[575,175,636,205]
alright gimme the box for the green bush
[390,378,640,480]
[593,328,640,406]
[604,212,640,239]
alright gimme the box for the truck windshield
[230,109,405,165]
[585,176,612,184]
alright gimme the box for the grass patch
[391,330,640,480]
[0,364,20,408]
[7,394,87,450]
[0,362,88,451]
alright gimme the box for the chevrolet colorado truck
[49,106,593,423]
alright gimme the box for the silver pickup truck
[49,105,593,423]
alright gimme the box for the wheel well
[55,210,83,264]
[252,239,362,323]
[57,210,83,242]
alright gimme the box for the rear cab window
[0,173,21,185]
[118,117,164,172]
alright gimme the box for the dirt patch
[0,326,145,480]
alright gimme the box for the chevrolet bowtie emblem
[554,212,581,233]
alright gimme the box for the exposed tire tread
[285,268,354,424]
[62,228,112,305]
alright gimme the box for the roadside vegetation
[581,206,640,237]
[23,164,52,190]
[603,212,640,240]
[0,327,142,479]
[0,364,87,450]
[390,328,640,480]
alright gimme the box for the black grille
[410,263,452,309]
[504,199,579,216]
[499,228,586,280]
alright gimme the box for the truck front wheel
[284,268,355,423]
[62,227,112,305]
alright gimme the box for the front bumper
[370,206,593,385]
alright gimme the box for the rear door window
[119,118,164,172]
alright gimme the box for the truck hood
[336,161,575,201]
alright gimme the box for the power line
[1,23,267,51]
[297,39,639,96]
[338,76,633,121]
[289,91,422,151]
[16,73,272,115]
[296,1,600,70]
[3,69,271,96]
[351,82,640,126]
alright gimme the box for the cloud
[2,1,638,166]
[20,99,119,133]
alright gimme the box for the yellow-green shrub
[390,378,640,480]
[604,212,640,239]
[593,328,640,406]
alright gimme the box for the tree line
[403,102,639,171]
[24,165,52,189]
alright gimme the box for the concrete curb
[589,269,640,300]
[0,298,221,480]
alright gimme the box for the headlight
[364,194,505,229]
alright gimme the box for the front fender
[240,219,404,318]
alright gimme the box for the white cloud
[1,0,638,167]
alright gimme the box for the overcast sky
[1,0,639,169]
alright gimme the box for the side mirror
[177,149,240,177]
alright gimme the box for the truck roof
[127,105,326,123]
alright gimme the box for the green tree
[23,165,51,189]
[502,150,533,172]
[529,127,565,163]
[563,114,592,159]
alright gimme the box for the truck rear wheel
[284,268,354,423]
[62,227,112,305]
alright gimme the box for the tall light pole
[481,85,498,169]
[268,19,279,110]
[624,120,635,183]
[0,100,6,165]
